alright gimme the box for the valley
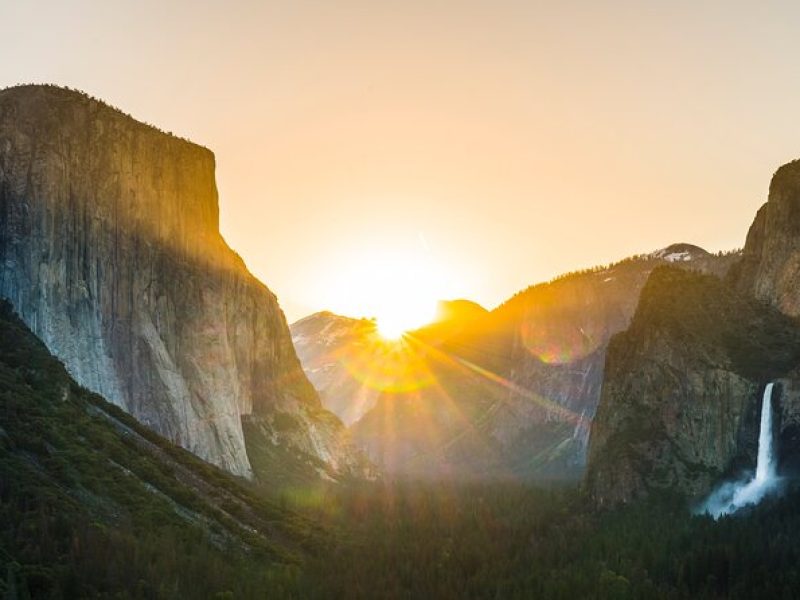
[3,83,800,598]
[3,293,799,598]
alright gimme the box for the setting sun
[312,234,464,337]
[375,297,436,340]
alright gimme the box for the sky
[3,1,800,322]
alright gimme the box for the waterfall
[755,382,775,483]
[699,383,778,518]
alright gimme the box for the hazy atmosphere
[3,1,799,321]
[9,2,800,597]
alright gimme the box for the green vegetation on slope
[625,266,800,381]
[0,301,317,598]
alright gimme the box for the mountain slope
[468,244,739,416]
[0,300,320,597]
[291,312,382,426]
[585,267,800,507]
[430,245,738,478]
[292,247,738,479]
[0,84,364,482]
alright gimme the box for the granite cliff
[0,84,365,481]
[585,267,800,507]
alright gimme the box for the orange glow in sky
[309,231,470,337]
[3,2,800,322]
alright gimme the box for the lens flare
[337,328,437,394]
[520,321,601,365]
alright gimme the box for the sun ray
[405,332,580,423]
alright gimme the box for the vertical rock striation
[0,84,362,479]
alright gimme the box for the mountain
[414,299,490,343]
[0,84,366,483]
[586,267,800,507]
[292,247,739,479]
[0,300,318,597]
[443,243,739,470]
[586,159,800,507]
[290,312,382,426]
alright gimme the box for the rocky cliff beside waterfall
[587,160,800,507]
[0,84,368,482]
[585,267,800,507]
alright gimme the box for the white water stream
[700,383,778,518]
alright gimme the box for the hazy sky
[3,1,800,322]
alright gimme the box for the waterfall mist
[699,383,779,519]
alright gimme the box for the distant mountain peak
[649,243,710,262]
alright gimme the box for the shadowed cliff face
[586,267,800,508]
[733,160,800,317]
[0,84,364,480]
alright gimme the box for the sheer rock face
[733,160,800,317]
[586,268,800,507]
[0,85,358,479]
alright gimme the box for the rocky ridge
[0,84,364,481]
